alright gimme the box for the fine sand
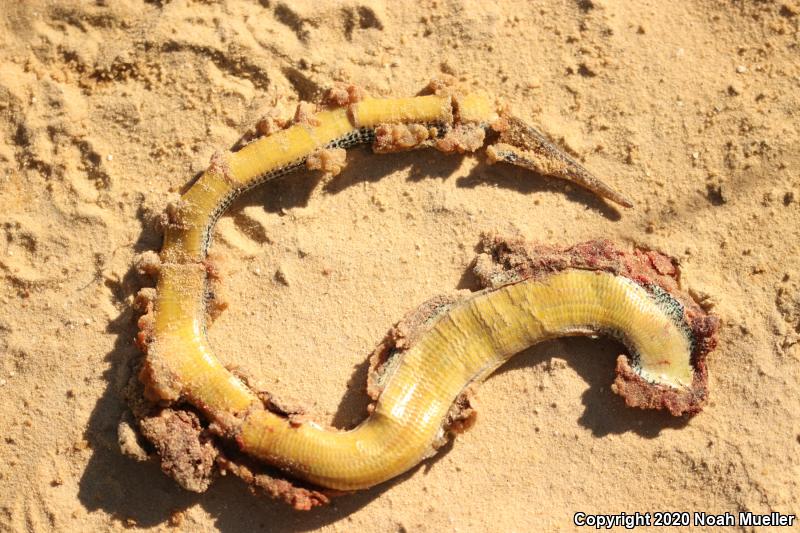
[1,1,798,531]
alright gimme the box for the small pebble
[728,82,743,96]
[275,265,291,286]
[736,65,747,73]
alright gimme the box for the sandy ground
[1,0,799,531]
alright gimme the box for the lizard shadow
[493,337,690,438]
[455,156,622,221]
[321,147,622,221]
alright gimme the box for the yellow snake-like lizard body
[134,88,718,506]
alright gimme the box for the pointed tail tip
[573,176,634,209]
[615,195,634,209]
[596,188,633,209]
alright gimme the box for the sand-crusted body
[129,85,717,509]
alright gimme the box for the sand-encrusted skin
[129,87,718,505]
[216,457,331,511]
[138,409,218,493]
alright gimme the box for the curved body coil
[135,88,717,503]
